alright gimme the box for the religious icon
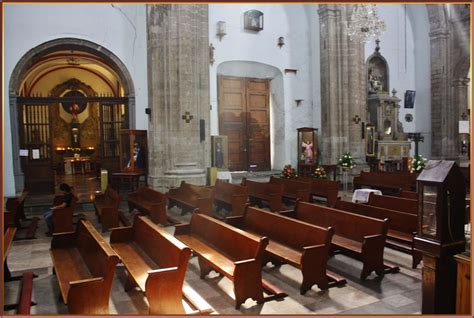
[302,140,313,164]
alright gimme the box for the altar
[64,157,92,175]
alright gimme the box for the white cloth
[352,189,382,203]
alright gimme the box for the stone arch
[216,60,285,169]
[8,38,136,192]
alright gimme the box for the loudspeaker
[145,108,151,115]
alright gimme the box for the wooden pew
[110,215,192,314]
[399,190,418,200]
[296,177,340,207]
[94,186,121,231]
[335,199,422,268]
[50,219,120,314]
[127,186,169,225]
[241,177,283,212]
[175,213,271,309]
[226,206,346,294]
[212,179,248,217]
[5,191,28,227]
[52,195,78,234]
[269,176,311,203]
[280,201,399,279]
[368,193,418,215]
[4,227,17,282]
[168,181,214,216]
[353,171,417,195]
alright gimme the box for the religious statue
[302,140,313,164]
[70,103,80,122]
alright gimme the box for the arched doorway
[217,61,284,171]
[9,38,135,193]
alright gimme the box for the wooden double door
[218,76,270,171]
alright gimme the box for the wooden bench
[50,219,120,314]
[269,176,311,203]
[4,226,17,282]
[335,199,422,268]
[168,181,214,216]
[175,213,270,309]
[399,190,418,200]
[281,201,399,279]
[368,193,418,215]
[226,205,346,294]
[3,272,37,314]
[353,171,417,195]
[212,179,248,217]
[241,177,283,212]
[52,195,78,234]
[5,191,28,227]
[110,215,192,314]
[94,186,121,231]
[296,177,340,207]
[127,186,169,225]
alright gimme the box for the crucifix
[182,111,194,123]
[407,132,424,156]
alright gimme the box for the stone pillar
[147,4,211,191]
[429,28,454,159]
[452,77,470,158]
[319,4,366,165]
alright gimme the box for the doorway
[218,76,270,171]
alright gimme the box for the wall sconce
[278,37,285,48]
[216,21,227,41]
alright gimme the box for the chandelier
[347,4,386,43]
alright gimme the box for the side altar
[366,40,410,166]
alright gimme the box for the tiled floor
[4,174,423,315]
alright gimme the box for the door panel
[218,76,270,171]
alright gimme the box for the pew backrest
[368,193,418,215]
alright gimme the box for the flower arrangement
[409,154,426,173]
[338,152,356,169]
[313,166,327,179]
[281,164,297,179]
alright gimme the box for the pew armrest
[174,223,191,235]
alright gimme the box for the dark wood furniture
[168,181,214,216]
[127,186,168,225]
[4,227,17,282]
[353,171,417,195]
[52,195,78,234]
[94,186,121,232]
[454,253,471,314]
[399,190,418,200]
[226,206,346,294]
[110,171,144,193]
[269,176,311,203]
[335,199,421,268]
[174,213,269,309]
[212,179,248,217]
[296,177,340,207]
[241,177,283,212]
[50,219,120,314]
[281,201,399,279]
[368,193,418,215]
[297,127,318,176]
[110,215,192,314]
[4,191,28,228]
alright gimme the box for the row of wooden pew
[50,195,419,315]
[124,177,340,225]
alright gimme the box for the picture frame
[366,124,376,156]
[404,90,416,109]
[211,135,228,170]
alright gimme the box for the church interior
[2,3,472,316]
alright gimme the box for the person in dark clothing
[43,183,74,236]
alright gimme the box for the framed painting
[211,135,228,170]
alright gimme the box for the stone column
[429,28,454,159]
[452,77,470,158]
[147,4,211,191]
[318,4,366,165]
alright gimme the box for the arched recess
[9,38,136,193]
[216,61,285,170]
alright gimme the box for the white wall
[4,4,148,196]
[365,4,431,158]
[209,4,318,170]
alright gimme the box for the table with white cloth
[352,189,382,203]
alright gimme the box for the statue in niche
[368,68,382,94]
